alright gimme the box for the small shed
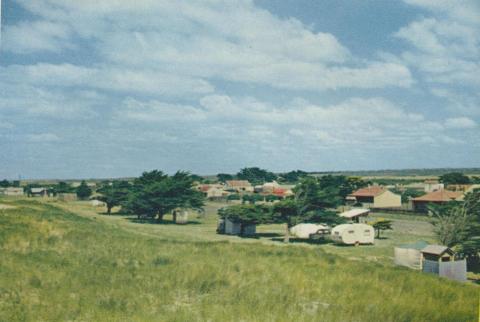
[421,245,455,263]
[394,240,429,269]
[173,209,189,224]
[421,245,466,282]
[338,208,370,223]
[221,218,256,236]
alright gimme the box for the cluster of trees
[278,170,308,183]
[217,168,312,185]
[219,175,368,242]
[0,180,20,188]
[429,189,480,264]
[93,170,205,221]
[439,172,473,185]
[390,188,423,203]
[236,167,277,185]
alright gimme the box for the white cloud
[2,20,72,53]
[114,94,469,151]
[395,2,480,86]
[444,117,477,129]
[1,64,214,96]
[119,98,206,122]
[26,133,61,143]
[5,0,413,91]
[403,0,480,26]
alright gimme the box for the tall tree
[278,170,308,183]
[217,173,234,183]
[76,181,92,200]
[371,220,393,238]
[428,189,480,259]
[391,188,423,203]
[429,202,470,248]
[55,181,73,194]
[125,170,205,221]
[236,167,277,185]
[96,181,131,214]
[439,172,471,185]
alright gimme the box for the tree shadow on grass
[125,217,202,225]
[269,237,333,245]
[254,232,283,238]
[99,211,130,216]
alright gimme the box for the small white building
[330,223,374,245]
[174,209,189,224]
[0,187,24,196]
[338,208,370,223]
[31,187,49,197]
[424,180,444,193]
[90,199,106,207]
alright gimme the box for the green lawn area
[0,198,478,321]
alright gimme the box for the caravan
[330,224,374,245]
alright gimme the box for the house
[198,184,229,199]
[271,187,293,198]
[0,187,24,196]
[347,186,401,208]
[261,181,280,193]
[424,180,444,192]
[411,189,463,213]
[421,245,466,282]
[224,180,253,193]
[338,208,370,223]
[330,223,374,245]
[30,187,49,197]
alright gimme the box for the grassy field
[0,198,478,321]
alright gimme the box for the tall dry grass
[0,199,477,321]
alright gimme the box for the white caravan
[290,223,328,239]
[330,223,374,245]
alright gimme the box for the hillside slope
[0,199,477,321]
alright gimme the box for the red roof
[199,185,211,192]
[272,188,286,196]
[412,189,463,202]
[351,186,386,197]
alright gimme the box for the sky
[0,0,479,179]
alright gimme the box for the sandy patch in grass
[0,204,16,210]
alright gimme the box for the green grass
[0,198,478,321]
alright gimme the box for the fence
[423,259,467,282]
